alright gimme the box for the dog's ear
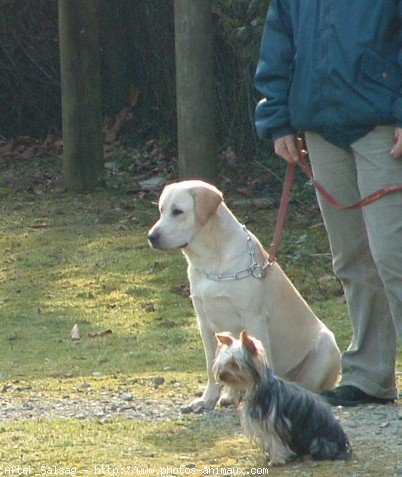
[189,184,223,225]
[215,332,233,347]
[240,330,258,356]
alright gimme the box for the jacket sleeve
[254,0,296,140]
[392,0,402,127]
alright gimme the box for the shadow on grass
[0,190,201,380]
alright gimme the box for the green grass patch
[0,416,400,476]
[0,172,400,473]
[0,191,202,380]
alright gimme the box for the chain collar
[205,225,272,282]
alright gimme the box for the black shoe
[321,385,394,407]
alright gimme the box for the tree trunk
[174,0,218,181]
[59,0,104,192]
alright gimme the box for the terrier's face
[213,330,266,390]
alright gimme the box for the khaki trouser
[305,126,401,399]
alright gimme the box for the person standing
[254,0,402,406]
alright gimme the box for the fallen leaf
[222,146,237,165]
[129,85,140,107]
[70,324,80,341]
[0,140,16,157]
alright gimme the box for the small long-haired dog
[213,330,352,465]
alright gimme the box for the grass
[0,159,400,475]
[0,190,201,379]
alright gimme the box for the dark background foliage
[0,0,269,157]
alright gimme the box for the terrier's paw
[218,389,242,408]
[218,395,240,407]
[181,396,218,414]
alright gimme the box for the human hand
[391,127,402,159]
[274,134,301,163]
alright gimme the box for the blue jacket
[255,0,402,147]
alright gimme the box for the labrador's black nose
[148,231,160,247]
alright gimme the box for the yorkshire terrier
[213,330,352,465]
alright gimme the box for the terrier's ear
[240,330,258,355]
[215,332,234,347]
[189,185,223,225]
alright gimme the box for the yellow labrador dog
[148,180,340,412]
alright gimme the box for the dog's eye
[172,208,184,216]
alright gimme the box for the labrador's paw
[181,394,219,414]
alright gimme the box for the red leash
[268,161,296,263]
[268,136,402,262]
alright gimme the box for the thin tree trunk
[174,0,218,181]
[59,0,104,191]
